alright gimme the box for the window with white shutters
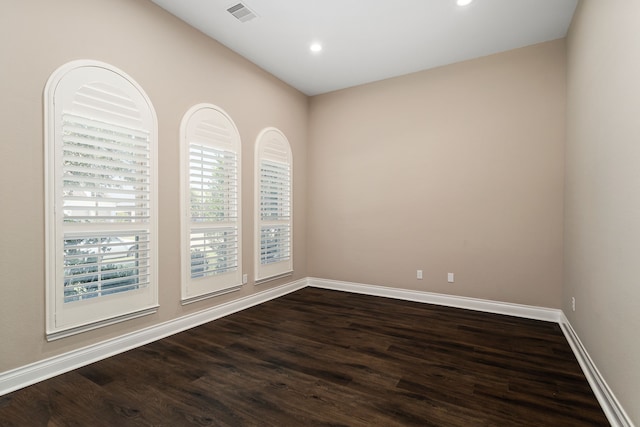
[180,104,242,303]
[45,60,158,340]
[255,128,292,282]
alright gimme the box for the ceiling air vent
[227,3,258,23]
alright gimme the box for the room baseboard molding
[308,277,632,427]
[0,278,307,397]
[560,315,634,427]
[2,276,633,427]
[308,277,563,322]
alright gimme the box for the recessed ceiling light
[310,43,323,53]
[457,0,473,6]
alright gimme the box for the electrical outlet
[571,297,576,312]
[242,274,248,284]
[447,272,454,283]
[417,270,423,280]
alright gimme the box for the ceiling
[150,0,578,96]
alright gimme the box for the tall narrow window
[255,128,293,282]
[45,60,158,340]
[180,104,242,303]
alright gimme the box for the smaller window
[255,128,293,283]
[180,104,242,304]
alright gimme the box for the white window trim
[254,127,293,283]
[180,104,242,304]
[44,60,159,340]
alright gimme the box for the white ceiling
[150,0,578,96]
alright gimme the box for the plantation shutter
[255,128,293,282]
[45,61,158,340]
[181,104,242,303]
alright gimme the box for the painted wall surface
[565,1,640,424]
[0,0,308,373]
[308,40,566,308]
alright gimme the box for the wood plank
[0,288,609,426]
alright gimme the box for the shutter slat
[63,133,149,155]
[64,184,149,197]
[63,155,149,175]
[63,204,150,212]
[190,265,236,277]
[189,150,236,163]
[62,143,148,164]
[63,215,150,222]
[64,194,148,204]
[63,174,148,186]
[64,166,150,183]
[63,113,149,139]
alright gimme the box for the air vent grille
[227,3,258,23]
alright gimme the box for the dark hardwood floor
[0,288,609,426]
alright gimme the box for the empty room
[0,0,638,425]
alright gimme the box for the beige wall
[308,40,566,308]
[0,0,308,372]
[565,1,640,424]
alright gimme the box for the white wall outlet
[242,274,248,284]
[447,272,454,283]
[417,270,423,280]
[571,297,576,312]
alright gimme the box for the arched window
[44,60,158,340]
[255,128,293,282]
[180,104,242,303]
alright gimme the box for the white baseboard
[560,315,634,427]
[0,278,307,397]
[1,276,633,427]
[309,277,633,427]
[308,277,563,322]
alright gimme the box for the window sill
[255,271,293,286]
[46,305,159,342]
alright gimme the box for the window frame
[254,127,293,283]
[44,60,159,340]
[180,104,243,304]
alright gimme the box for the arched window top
[45,60,156,133]
[181,103,241,153]
[255,127,292,165]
